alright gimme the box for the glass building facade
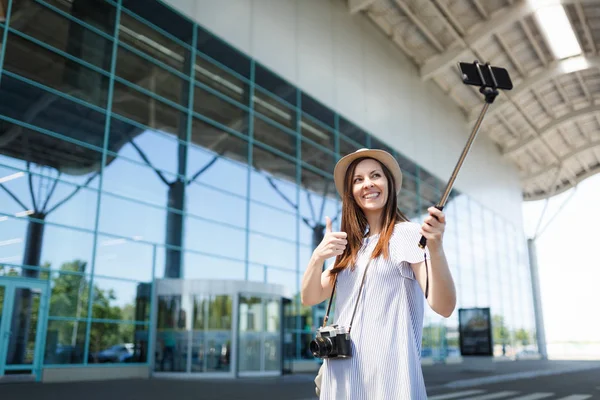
[0,0,538,380]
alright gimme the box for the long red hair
[329,157,409,282]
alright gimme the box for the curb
[441,364,600,389]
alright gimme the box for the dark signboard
[458,307,493,356]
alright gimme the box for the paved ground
[427,367,600,399]
[1,359,599,400]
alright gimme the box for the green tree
[515,328,530,346]
[492,314,510,345]
[43,259,137,362]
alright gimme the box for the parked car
[95,343,134,363]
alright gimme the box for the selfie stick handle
[418,62,499,249]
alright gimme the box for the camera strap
[321,258,373,334]
[321,252,430,330]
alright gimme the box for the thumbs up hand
[312,216,348,263]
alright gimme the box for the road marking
[429,390,486,399]
[508,394,554,400]
[555,396,593,400]
[459,392,519,400]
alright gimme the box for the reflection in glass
[49,271,89,319]
[155,295,188,372]
[44,319,86,365]
[191,295,232,373]
[264,298,281,371]
[6,287,42,367]
[88,322,147,364]
[238,295,262,372]
[92,277,146,322]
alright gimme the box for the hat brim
[333,149,403,197]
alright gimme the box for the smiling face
[351,158,389,214]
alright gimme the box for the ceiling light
[529,1,582,59]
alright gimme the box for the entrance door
[237,294,281,377]
[0,277,49,382]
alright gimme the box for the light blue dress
[320,222,430,400]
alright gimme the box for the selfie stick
[418,61,509,249]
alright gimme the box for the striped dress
[319,221,430,400]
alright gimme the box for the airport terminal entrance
[0,276,49,383]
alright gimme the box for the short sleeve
[390,222,431,265]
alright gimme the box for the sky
[522,172,600,345]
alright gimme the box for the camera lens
[310,336,333,358]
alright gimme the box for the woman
[301,148,456,399]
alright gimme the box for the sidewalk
[1,359,599,400]
[422,358,600,389]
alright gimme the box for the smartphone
[458,62,513,90]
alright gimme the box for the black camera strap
[321,258,372,334]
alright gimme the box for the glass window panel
[250,156,297,209]
[3,33,111,109]
[301,93,334,128]
[238,295,262,372]
[255,64,297,106]
[44,319,86,365]
[300,168,335,210]
[91,277,137,321]
[298,185,339,248]
[101,154,177,207]
[254,88,296,131]
[190,117,248,175]
[183,253,246,281]
[0,76,107,149]
[248,264,268,283]
[266,269,297,297]
[98,194,166,243]
[398,190,419,219]
[94,233,155,281]
[119,6,191,70]
[339,117,367,146]
[0,165,99,231]
[155,294,188,371]
[42,223,95,269]
[419,181,440,207]
[249,234,296,270]
[197,26,251,79]
[115,45,188,106]
[249,201,296,240]
[370,136,394,155]
[194,57,247,106]
[49,270,89,318]
[301,116,334,152]
[301,140,335,175]
[109,121,184,179]
[264,298,281,371]
[254,116,296,158]
[191,294,233,373]
[112,80,184,139]
[88,322,147,363]
[188,143,247,197]
[37,0,118,36]
[186,182,246,228]
[339,137,361,157]
[13,0,116,69]
[184,217,245,260]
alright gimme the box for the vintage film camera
[309,324,352,359]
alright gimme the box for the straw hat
[333,148,403,197]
